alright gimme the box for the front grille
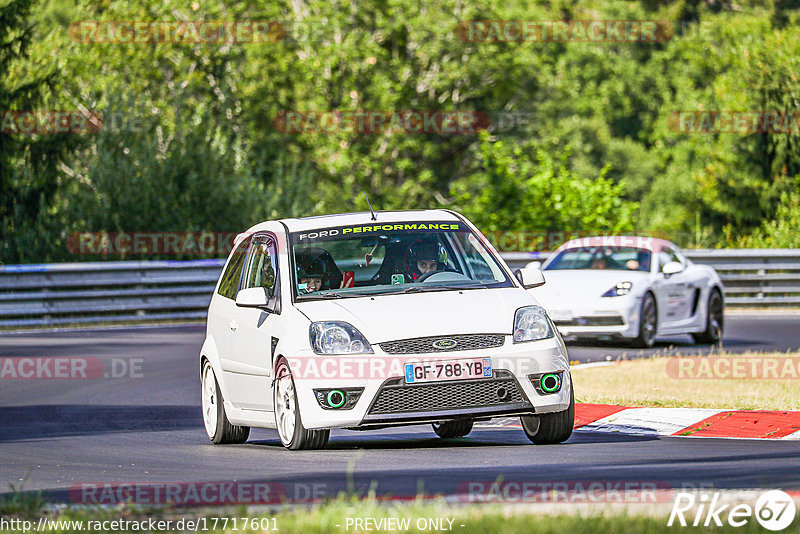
[367,370,528,415]
[554,316,624,327]
[379,334,505,355]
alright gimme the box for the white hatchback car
[200,210,573,450]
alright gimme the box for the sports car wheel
[274,358,330,450]
[520,388,574,445]
[633,292,657,348]
[202,360,250,444]
[692,289,724,345]
[432,420,473,438]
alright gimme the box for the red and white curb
[481,404,800,439]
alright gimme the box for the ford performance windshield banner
[291,221,463,243]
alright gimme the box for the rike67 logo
[668,490,797,530]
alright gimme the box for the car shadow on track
[0,404,203,442]
[245,427,659,450]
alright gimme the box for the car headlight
[309,321,374,354]
[513,306,554,343]
[602,282,633,297]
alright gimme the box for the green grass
[0,483,44,519]
[0,496,794,533]
[571,351,800,410]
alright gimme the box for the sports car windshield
[545,246,652,272]
[289,221,512,299]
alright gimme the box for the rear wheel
[432,420,473,438]
[633,292,657,348]
[692,289,724,345]
[520,388,574,445]
[201,360,250,444]
[274,359,330,450]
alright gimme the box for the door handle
[229,319,238,332]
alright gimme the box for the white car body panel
[201,210,572,433]
[529,236,724,342]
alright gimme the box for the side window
[217,237,251,299]
[242,235,278,298]
[658,247,682,272]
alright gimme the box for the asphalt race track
[1,313,799,504]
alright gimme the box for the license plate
[404,357,492,384]
[549,309,573,322]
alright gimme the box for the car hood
[530,270,651,303]
[294,287,535,343]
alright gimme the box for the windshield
[289,221,512,299]
[545,246,652,272]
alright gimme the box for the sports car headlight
[309,321,374,354]
[602,281,633,297]
[513,306,554,343]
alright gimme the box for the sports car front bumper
[288,335,572,430]
[548,295,642,339]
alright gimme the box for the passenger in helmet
[404,239,448,281]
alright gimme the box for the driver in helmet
[404,238,448,282]
[296,256,326,293]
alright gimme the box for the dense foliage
[1,0,799,262]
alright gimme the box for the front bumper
[288,335,571,430]
[548,296,641,339]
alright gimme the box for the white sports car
[200,209,574,449]
[528,236,724,347]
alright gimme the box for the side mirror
[514,268,546,289]
[235,287,270,308]
[662,261,685,276]
[525,260,542,270]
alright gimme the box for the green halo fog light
[541,373,561,393]
[327,389,346,408]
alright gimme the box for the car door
[227,233,282,411]
[652,246,694,325]
[208,235,251,398]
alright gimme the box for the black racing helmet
[404,238,448,279]
[295,248,343,291]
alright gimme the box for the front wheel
[432,420,473,438]
[692,289,724,345]
[201,360,250,444]
[520,387,574,445]
[633,292,658,348]
[274,359,330,450]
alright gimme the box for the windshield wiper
[402,284,484,294]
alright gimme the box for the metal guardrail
[0,260,225,327]
[0,250,798,327]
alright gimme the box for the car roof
[245,209,462,234]
[556,236,675,251]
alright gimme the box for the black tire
[432,420,473,438]
[692,289,724,345]
[633,292,658,348]
[202,360,250,445]
[520,387,574,445]
[274,359,330,450]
